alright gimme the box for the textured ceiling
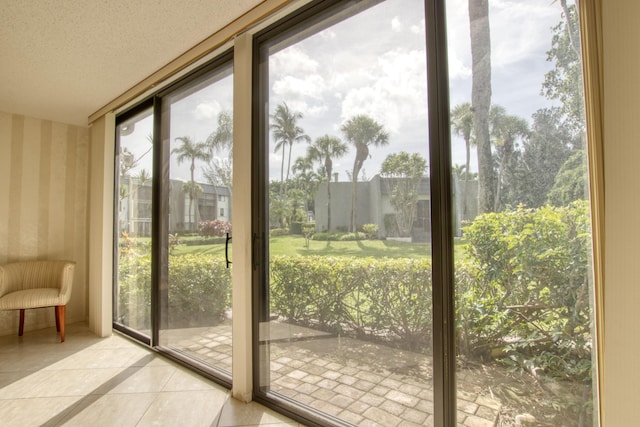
[0,0,263,126]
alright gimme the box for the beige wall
[602,0,640,425]
[0,111,89,336]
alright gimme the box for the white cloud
[272,74,326,101]
[270,45,319,75]
[391,16,403,32]
[193,101,221,121]
[448,49,472,80]
[341,49,428,133]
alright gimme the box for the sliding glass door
[158,58,234,377]
[113,0,599,424]
[114,55,234,380]
[114,104,154,342]
[254,1,435,424]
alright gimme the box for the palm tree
[172,136,210,230]
[469,0,494,213]
[489,106,529,211]
[270,102,311,193]
[307,135,348,232]
[206,111,233,158]
[341,115,389,232]
[451,102,475,217]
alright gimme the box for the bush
[338,232,360,241]
[459,201,593,380]
[117,253,230,329]
[183,237,226,246]
[199,219,232,237]
[361,223,379,239]
[269,228,288,237]
[270,256,432,349]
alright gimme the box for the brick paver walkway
[165,322,501,426]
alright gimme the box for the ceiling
[0,0,263,126]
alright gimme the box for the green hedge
[117,201,592,380]
[117,254,230,329]
[270,256,432,350]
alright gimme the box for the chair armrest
[58,262,75,302]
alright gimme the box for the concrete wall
[0,111,89,336]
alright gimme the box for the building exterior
[118,176,231,236]
[314,174,481,239]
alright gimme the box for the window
[113,0,599,425]
[114,54,234,382]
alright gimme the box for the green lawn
[172,234,469,260]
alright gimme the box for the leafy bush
[361,223,380,239]
[310,232,338,241]
[199,219,232,237]
[338,233,360,241]
[117,253,230,329]
[183,237,226,246]
[459,201,593,380]
[270,256,432,350]
[269,228,288,236]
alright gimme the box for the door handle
[225,233,232,268]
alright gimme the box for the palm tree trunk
[464,138,471,217]
[327,177,332,232]
[279,148,285,194]
[469,0,494,214]
[351,164,360,233]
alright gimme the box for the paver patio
[165,321,501,427]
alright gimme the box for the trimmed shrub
[361,223,380,239]
[270,256,432,350]
[117,253,230,329]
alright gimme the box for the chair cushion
[0,288,65,310]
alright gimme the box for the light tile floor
[0,322,301,427]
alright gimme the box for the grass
[172,234,470,260]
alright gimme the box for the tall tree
[543,0,584,139]
[205,111,233,156]
[307,135,348,232]
[469,0,494,213]
[172,136,210,230]
[489,106,529,212]
[380,152,428,237]
[504,107,573,208]
[270,102,311,193]
[292,155,320,213]
[204,111,234,215]
[451,102,475,217]
[341,115,389,232]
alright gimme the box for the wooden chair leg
[55,306,60,332]
[56,305,66,342]
[19,309,25,336]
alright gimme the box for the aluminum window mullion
[426,0,456,426]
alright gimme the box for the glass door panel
[257,0,434,424]
[447,0,598,425]
[159,60,234,377]
[115,106,154,340]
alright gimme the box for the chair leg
[55,306,60,332]
[19,309,25,336]
[56,305,66,342]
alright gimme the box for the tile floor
[0,322,301,427]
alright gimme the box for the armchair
[0,260,75,342]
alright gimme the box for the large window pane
[159,60,234,377]
[447,0,597,425]
[115,108,154,337]
[257,1,441,424]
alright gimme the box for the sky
[120,0,572,183]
